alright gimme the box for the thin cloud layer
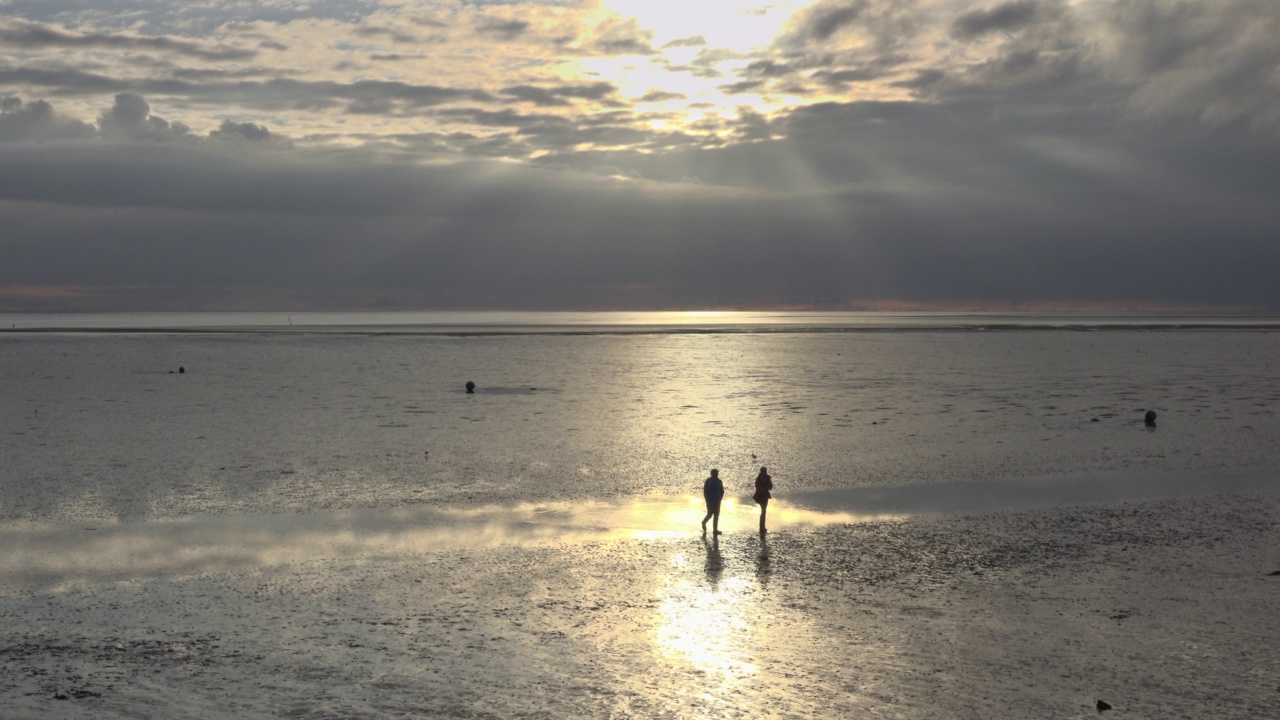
[1,1,1278,311]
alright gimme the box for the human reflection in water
[753,466,773,534]
[703,534,723,588]
[754,533,771,589]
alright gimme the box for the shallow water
[3,468,1271,595]
[3,327,1279,523]
[3,319,1280,718]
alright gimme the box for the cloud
[500,82,618,107]
[209,119,281,144]
[637,90,686,103]
[0,68,499,115]
[0,97,96,141]
[97,92,191,141]
[789,0,870,43]
[2,2,1280,311]
[475,17,530,41]
[351,25,421,44]
[662,35,707,49]
[950,1,1039,39]
[1096,0,1280,129]
[0,20,257,60]
[581,17,657,56]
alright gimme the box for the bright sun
[604,0,804,51]
[569,0,812,133]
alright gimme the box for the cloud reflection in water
[0,496,892,592]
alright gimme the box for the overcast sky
[2,0,1278,312]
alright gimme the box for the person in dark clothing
[753,466,773,534]
[702,469,725,536]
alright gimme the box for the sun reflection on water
[654,540,760,684]
[1,495,895,592]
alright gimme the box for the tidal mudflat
[3,317,1279,717]
[3,490,1278,719]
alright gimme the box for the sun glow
[572,1,812,126]
[654,545,760,682]
[602,0,805,52]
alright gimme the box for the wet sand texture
[3,492,1278,719]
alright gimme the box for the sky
[1,0,1278,312]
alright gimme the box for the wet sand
[4,327,1279,717]
[3,488,1278,719]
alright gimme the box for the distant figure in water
[1144,410,1157,427]
[753,466,773,534]
[701,469,724,536]
[465,381,475,394]
[178,366,185,374]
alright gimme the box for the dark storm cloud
[951,1,1039,39]
[0,21,257,60]
[1098,0,1280,128]
[3,92,1280,311]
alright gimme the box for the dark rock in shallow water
[1268,570,1280,576]
[465,381,475,394]
[1097,699,1112,712]
[1144,410,1157,427]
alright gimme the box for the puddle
[787,469,1277,516]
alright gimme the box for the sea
[4,311,1280,718]
[3,311,1278,527]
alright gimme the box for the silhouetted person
[178,366,185,374]
[465,381,475,394]
[702,469,724,536]
[1144,410,1157,427]
[753,466,773,534]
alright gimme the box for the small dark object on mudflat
[1144,410,1157,427]
[1097,699,1112,712]
[1268,570,1280,576]
[465,381,475,394]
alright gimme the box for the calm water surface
[3,313,1278,524]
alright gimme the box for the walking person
[753,466,773,534]
[702,469,725,536]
